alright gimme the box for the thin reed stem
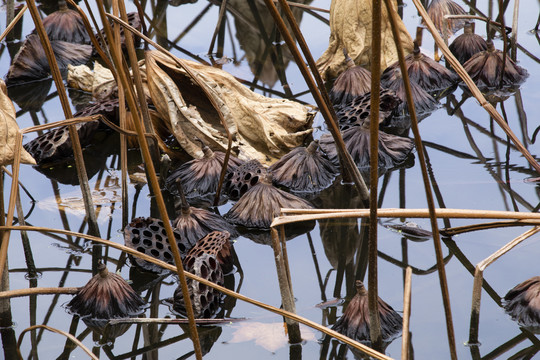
[369,0,383,350]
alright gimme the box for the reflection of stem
[455,99,535,210]
[208,0,228,55]
[171,3,212,43]
[307,232,327,302]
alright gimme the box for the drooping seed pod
[425,0,467,36]
[173,232,234,319]
[166,144,243,199]
[335,89,402,129]
[40,0,90,44]
[269,140,337,193]
[320,125,414,171]
[6,34,92,85]
[225,173,313,229]
[172,180,238,246]
[124,217,192,273]
[332,280,403,343]
[449,22,488,65]
[330,49,372,107]
[66,262,146,319]
[463,40,528,89]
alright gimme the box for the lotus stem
[118,0,161,168]
[0,132,22,281]
[271,228,301,343]
[17,325,98,360]
[369,0,383,349]
[402,266,412,360]
[0,287,79,299]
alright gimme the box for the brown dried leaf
[316,0,414,81]
[0,80,36,166]
[144,51,314,164]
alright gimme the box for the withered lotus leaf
[316,0,413,81]
[0,80,36,166]
[144,51,314,164]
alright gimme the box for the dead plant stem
[0,132,22,281]
[402,266,412,360]
[369,0,383,350]
[117,0,160,167]
[17,325,98,360]
[271,228,301,343]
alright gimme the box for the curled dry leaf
[144,51,314,164]
[316,0,414,81]
[0,80,36,166]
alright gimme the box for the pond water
[2,0,540,359]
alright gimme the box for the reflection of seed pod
[41,1,90,44]
[224,159,268,200]
[183,231,234,275]
[330,53,371,107]
[66,262,146,319]
[332,280,402,343]
[173,253,224,319]
[124,217,192,273]
[463,40,528,89]
[425,0,466,36]
[320,126,414,170]
[503,276,540,330]
[6,34,92,85]
[269,140,337,193]
[225,173,312,229]
[335,90,401,128]
[166,145,243,199]
[449,22,488,65]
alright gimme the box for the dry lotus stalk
[144,51,314,164]
[0,80,36,166]
[316,0,414,81]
